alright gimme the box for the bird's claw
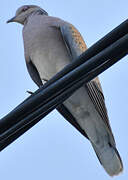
[27,90,34,95]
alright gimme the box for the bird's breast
[23,18,70,80]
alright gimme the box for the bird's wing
[60,24,114,140]
[60,23,87,59]
[86,77,114,137]
[26,59,43,87]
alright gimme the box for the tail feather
[91,142,123,176]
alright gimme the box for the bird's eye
[22,6,29,12]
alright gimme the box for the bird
[7,5,123,176]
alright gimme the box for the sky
[0,0,128,179]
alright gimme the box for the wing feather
[60,24,114,139]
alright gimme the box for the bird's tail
[91,141,123,176]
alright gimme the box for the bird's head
[7,5,48,25]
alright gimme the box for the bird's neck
[23,10,48,26]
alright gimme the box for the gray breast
[23,15,70,80]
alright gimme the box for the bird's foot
[27,79,48,95]
[27,90,34,95]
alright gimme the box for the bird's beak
[6,16,17,23]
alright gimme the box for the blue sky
[0,0,128,179]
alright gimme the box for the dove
[7,5,123,176]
